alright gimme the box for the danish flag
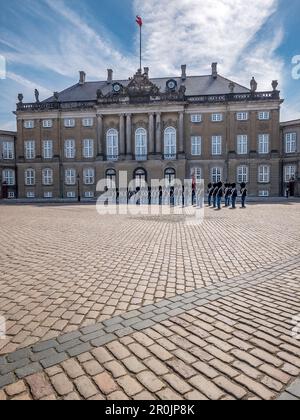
[136,16,143,27]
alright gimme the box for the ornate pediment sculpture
[125,69,160,97]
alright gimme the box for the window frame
[258,165,270,183]
[42,168,53,186]
[106,129,119,160]
[43,140,53,159]
[237,135,248,155]
[42,119,53,128]
[2,142,14,160]
[191,136,202,156]
[135,128,148,160]
[258,111,270,121]
[25,140,36,160]
[2,169,15,186]
[211,113,223,122]
[284,165,296,183]
[211,167,222,183]
[64,118,76,128]
[190,114,202,123]
[258,134,270,154]
[212,136,222,155]
[236,112,249,121]
[237,165,249,183]
[65,168,76,185]
[64,139,76,159]
[25,168,35,186]
[24,120,34,129]
[164,127,177,160]
[83,139,94,159]
[83,168,95,185]
[285,133,297,154]
[82,118,94,128]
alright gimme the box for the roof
[43,74,250,103]
[280,119,300,127]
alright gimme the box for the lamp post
[77,174,81,202]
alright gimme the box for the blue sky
[0,0,299,130]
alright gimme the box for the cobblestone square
[0,202,299,400]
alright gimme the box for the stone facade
[1,65,299,200]
[0,130,17,199]
[280,119,300,197]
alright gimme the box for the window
[82,118,94,127]
[107,129,119,160]
[25,141,35,160]
[83,139,94,158]
[2,169,15,186]
[24,120,34,129]
[212,136,222,155]
[237,166,248,183]
[258,134,269,154]
[237,112,248,121]
[65,169,76,185]
[259,190,269,197]
[26,192,35,199]
[211,167,222,183]
[165,168,176,185]
[64,118,75,128]
[285,133,297,154]
[191,114,202,123]
[135,128,147,160]
[43,120,53,128]
[85,191,94,198]
[44,192,53,199]
[164,127,177,159]
[191,136,201,156]
[258,165,270,183]
[67,191,76,198]
[237,135,248,155]
[258,111,270,120]
[3,142,14,159]
[43,140,53,159]
[42,169,53,186]
[284,165,296,182]
[8,192,15,199]
[191,168,202,183]
[106,169,116,189]
[25,169,35,186]
[134,168,147,188]
[65,139,76,159]
[83,168,95,185]
[211,113,223,122]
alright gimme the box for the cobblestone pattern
[0,255,300,400]
[0,203,300,355]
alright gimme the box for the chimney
[107,69,113,84]
[79,71,86,85]
[181,65,187,81]
[144,67,149,76]
[211,62,218,79]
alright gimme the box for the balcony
[135,155,148,162]
[106,155,119,162]
[164,154,177,161]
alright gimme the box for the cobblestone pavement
[0,203,300,400]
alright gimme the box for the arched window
[65,169,76,185]
[25,169,35,186]
[2,169,15,186]
[164,127,176,160]
[165,168,176,185]
[106,169,116,189]
[83,168,95,185]
[134,168,147,188]
[237,166,248,184]
[135,128,147,161]
[42,168,53,186]
[107,129,119,161]
[211,167,222,183]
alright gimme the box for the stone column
[149,113,155,155]
[178,111,184,154]
[155,113,162,155]
[126,113,132,157]
[96,114,103,157]
[119,114,125,156]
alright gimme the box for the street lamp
[77,174,81,202]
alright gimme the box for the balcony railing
[135,155,148,161]
[164,154,177,161]
[106,155,119,162]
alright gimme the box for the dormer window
[166,79,177,91]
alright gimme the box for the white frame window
[65,169,76,185]
[43,140,53,159]
[284,165,296,182]
[84,191,94,198]
[42,120,53,128]
[258,134,269,154]
[25,168,35,186]
[24,120,34,129]
[237,166,249,183]
[42,168,53,186]
[64,118,75,128]
[165,168,176,186]
[237,135,248,155]
[211,113,223,122]
[3,142,14,160]
[26,192,35,199]
[164,127,177,159]
[83,139,94,159]
[191,114,202,123]
[44,192,53,199]
[25,141,35,160]
[67,191,76,198]
[191,136,201,156]
[107,129,119,160]
[8,192,15,199]
[82,118,94,127]
[83,168,95,185]
[285,133,297,154]
[106,169,116,189]
[135,128,147,160]
[258,111,270,120]
[134,168,147,188]
[212,136,222,155]
[259,190,269,197]
[191,167,202,183]
[258,165,270,183]
[211,167,222,183]
[2,169,15,186]
[65,139,76,159]
[236,112,248,121]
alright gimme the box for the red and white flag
[136,15,143,27]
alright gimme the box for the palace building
[1,64,299,200]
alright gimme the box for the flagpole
[139,24,142,71]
